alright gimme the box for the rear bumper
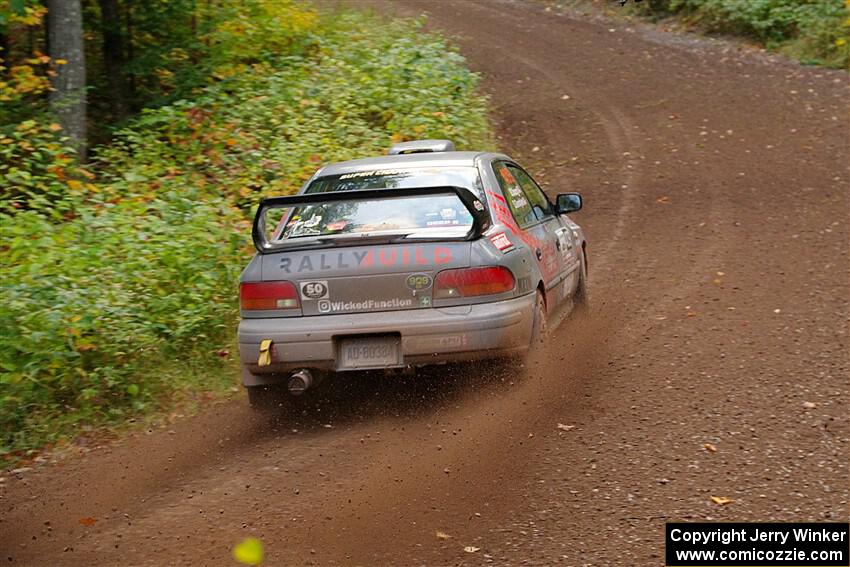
[237,293,535,385]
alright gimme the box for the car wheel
[530,290,548,348]
[246,384,286,411]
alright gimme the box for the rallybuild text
[665,522,850,567]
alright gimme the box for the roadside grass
[631,0,850,69]
[0,1,494,463]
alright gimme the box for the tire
[246,384,286,411]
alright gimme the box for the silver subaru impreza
[238,140,587,407]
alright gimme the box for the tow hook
[288,369,313,396]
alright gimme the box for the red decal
[379,249,397,266]
[498,165,517,185]
[435,247,452,264]
[486,189,506,203]
[361,250,374,267]
[415,247,428,265]
[490,232,514,251]
[402,248,410,265]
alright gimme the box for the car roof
[314,151,487,178]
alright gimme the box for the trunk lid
[261,242,471,315]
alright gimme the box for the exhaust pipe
[288,369,313,396]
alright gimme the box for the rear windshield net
[264,194,474,243]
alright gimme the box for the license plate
[337,336,402,370]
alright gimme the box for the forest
[0,0,492,460]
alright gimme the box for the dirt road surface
[2,1,848,565]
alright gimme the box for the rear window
[260,166,484,243]
[269,193,474,242]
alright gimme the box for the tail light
[434,266,516,299]
[240,281,299,310]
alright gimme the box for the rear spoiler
[252,186,491,253]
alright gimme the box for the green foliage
[111,0,319,110]
[635,0,850,68]
[0,120,91,214]
[0,3,493,459]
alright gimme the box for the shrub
[636,0,849,68]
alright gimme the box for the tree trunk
[47,0,87,160]
[0,32,9,78]
[98,0,129,121]
[125,4,136,105]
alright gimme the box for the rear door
[511,164,581,295]
[493,162,564,301]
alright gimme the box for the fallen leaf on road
[233,537,264,565]
[656,196,670,204]
[78,517,97,527]
[464,546,480,553]
[556,423,575,431]
[710,496,734,505]
[436,531,452,540]
[704,443,717,453]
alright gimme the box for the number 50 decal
[300,281,329,300]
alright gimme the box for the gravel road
[2,1,848,565]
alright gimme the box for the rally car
[238,140,587,407]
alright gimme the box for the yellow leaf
[233,537,264,565]
[48,123,62,132]
[835,38,847,47]
[55,59,68,65]
[67,180,83,191]
[704,443,717,452]
[710,496,734,505]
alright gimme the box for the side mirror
[555,193,582,214]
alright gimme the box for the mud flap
[258,339,273,366]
